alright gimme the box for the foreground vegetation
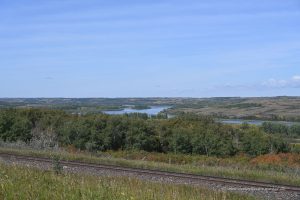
[0,163,254,200]
[1,147,299,186]
[0,108,299,187]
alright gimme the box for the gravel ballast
[0,155,299,200]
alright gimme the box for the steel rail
[1,152,300,193]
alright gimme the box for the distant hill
[1,97,300,121]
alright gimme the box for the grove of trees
[0,109,290,156]
[262,122,300,138]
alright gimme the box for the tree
[241,127,269,156]
[171,128,192,154]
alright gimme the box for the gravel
[0,155,299,200]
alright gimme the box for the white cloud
[292,75,300,81]
[262,75,300,88]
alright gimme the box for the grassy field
[0,163,254,200]
[167,97,300,121]
[1,147,299,186]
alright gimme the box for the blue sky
[0,0,299,97]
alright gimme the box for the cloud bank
[262,75,300,88]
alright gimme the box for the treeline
[261,122,300,138]
[0,109,289,156]
[239,114,300,122]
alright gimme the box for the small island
[131,105,151,110]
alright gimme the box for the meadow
[1,147,299,186]
[0,163,254,200]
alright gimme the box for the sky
[0,0,300,97]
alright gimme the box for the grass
[0,163,254,200]
[0,147,300,186]
[290,143,300,153]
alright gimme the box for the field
[1,97,300,121]
[0,163,254,200]
[167,97,300,121]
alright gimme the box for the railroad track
[1,152,300,193]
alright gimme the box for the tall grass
[1,147,300,186]
[0,164,254,200]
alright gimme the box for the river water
[103,107,298,126]
[219,119,300,126]
[103,106,170,115]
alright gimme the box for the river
[219,119,300,126]
[102,106,171,115]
